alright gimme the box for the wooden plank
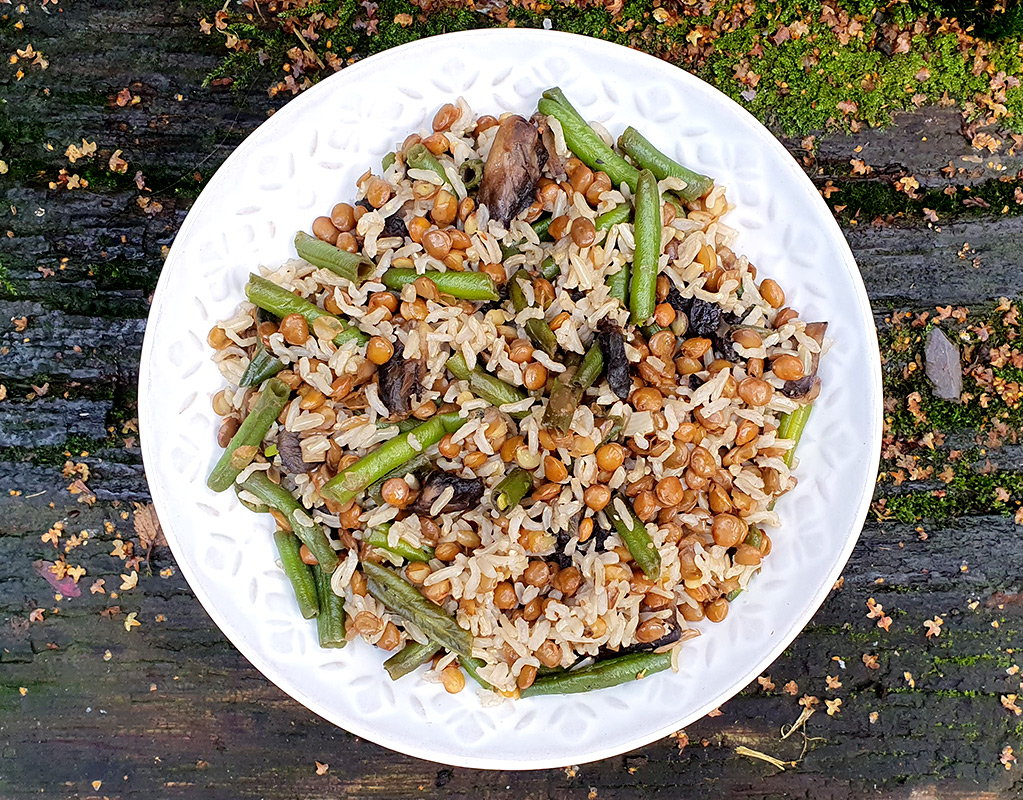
[1,462,1020,797]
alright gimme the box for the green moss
[204,0,1023,137]
[0,435,116,465]
[823,179,1023,225]
[0,257,15,298]
[933,653,1012,669]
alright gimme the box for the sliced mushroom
[276,429,311,474]
[598,323,631,400]
[411,471,484,515]
[377,350,424,417]
[478,115,548,226]
[599,620,682,657]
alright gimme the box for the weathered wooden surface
[1,1,1022,798]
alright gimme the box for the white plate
[139,29,882,770]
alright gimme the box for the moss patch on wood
[199,0,1023,138]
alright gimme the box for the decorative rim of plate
[139,27,882,770]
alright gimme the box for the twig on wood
[735,746,793,771]
[780,705,816,740]
[294,29,325,71]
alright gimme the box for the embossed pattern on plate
[139,29,882,770]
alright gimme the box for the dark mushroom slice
[711,318,737,362]
[276,429,312,474]
[597,323,631,400]
[382,211,409,238]
[597,620,682,658]
[377,350,424,417]
[685,297,722,338]
[411,471,484,515]
[478,114,548,226]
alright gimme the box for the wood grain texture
[1,1,1021,797]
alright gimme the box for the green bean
[240,471,339,571]
[538,89,639,192]
[321,413,466,505]
[725,588,743,602]
[458,158,483,191]
[540,256,560,281]
[520,651,671,697]
[604,493,661,580]
[363,524,435,563]
[363,562,473,658]
[366,451,432,505]
[778,403,814,467]
[446,353,527,410]
[542,379,579,433]
[294,231,375,285]
[245,275,368,347]
[235,483,268,514]
[493,468,534,512]
[238,345,284,387]
[544,342,603,431]
[207,377,291,492]
[458,655,494,691]
[573,342,604,390]
[315,565,346,648]
[531,216,552,241]
[606,262,629,306]
[405,143,450,187]
[509,272,558,357]
[380,268,499,302]
[630,168,659,325]
[273,530,319,620]
[595,203,631,231]
[382,151,397,172]
[618,126,714,203]
[384,641,440,680]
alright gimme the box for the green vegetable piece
[273,530,319,620]
[595,204,631,231]
[294,231,375,285]
[493,468,534,512]
[245,275,368,347]
[540,256,560,281]
[384,641,441,681]
[458,655,494,691]
[363,524,435,562]
[520,651,672,697]
[630,169,659,325]
[315,565,346,648]
[405,143,451,187]
[531,216,552,241]
[538,89,639,192]
[618,126,714,203]
[238,346,284,387]
[321,413,466,505]
[778,403,814,467]
[446,353,527,411]
[604,493,661,580]
[509,272,558,357]
[207,377,291,493]
[380,268,499,301]
[363,562,473,658]
[240,471,339,571]
[458,159,483,191]
[382,151,397,171]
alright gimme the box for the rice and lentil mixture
[206,89,827,699]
